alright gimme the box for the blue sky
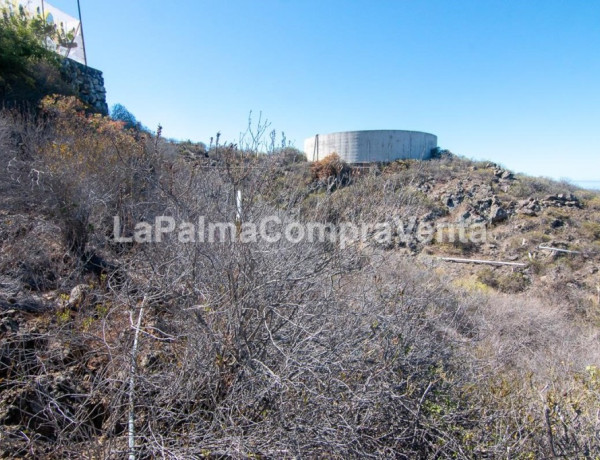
[48,0,599,182]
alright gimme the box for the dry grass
[1,105,599,458]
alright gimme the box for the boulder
[518,208,537,216]
[68,284,90,311]
[489,205,508,223]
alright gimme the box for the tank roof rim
[307,129,437,138]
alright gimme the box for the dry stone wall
[61,58,108,115]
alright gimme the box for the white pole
[439,257,527,267]
[538,245,582,255]
[236,189,243,223]
[128,296,147,460]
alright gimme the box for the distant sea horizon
[570,180,600,190]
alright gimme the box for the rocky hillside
[396,158,599,302]
[1,102,599,458]
[301,154,600,306]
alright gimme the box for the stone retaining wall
[61,58,108,115]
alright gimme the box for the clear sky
[48,0,599,182]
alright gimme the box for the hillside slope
[1,104,599,458]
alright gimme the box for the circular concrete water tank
[304,130,437,163]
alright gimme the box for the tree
[110,103,141,131]
[0,3,73,108]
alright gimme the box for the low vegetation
[0,98,599,458]
[1,13,599,457]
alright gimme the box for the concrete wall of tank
[304,130,437,163]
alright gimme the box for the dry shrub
[582,193,600,211]
[310,153,351,183]
[433,226,479,254]
[582,221,600,241]
[477,267,530,293]
[301,170,441,231]
[0,215,70,291]
[2,104,600,458]
[463,293,600,457]
[103,248,481,458]
[36,95,157,257]
[0,98,159,290]
[510,175,577,199]
[382,159,412,174]
[0,134,482,457]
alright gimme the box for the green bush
[0,4,73,108]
